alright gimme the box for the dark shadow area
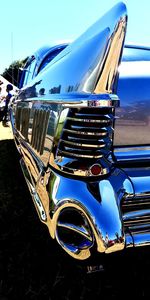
[0,140,150,299]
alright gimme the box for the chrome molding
[50,105,114,177]
[121,171,150,247]
[43,168,133,259]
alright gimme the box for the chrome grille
[57,107,114,159]
[122,195,150,234]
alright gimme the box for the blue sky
[0,0,150,74]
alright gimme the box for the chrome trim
[59,139,105,148]
[66,117,111,123]
[57,221,93,242]
[46,167,133,259]
[23,95,119,107]
[63,128,108,136]
[20,158,47,222]
[55,203,95,260]
[121,170,150,248]
[50,105,113,176]
[53,161,109,177]
[55,150,103,159]
[126,233,150,248]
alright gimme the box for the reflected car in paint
[10,2,150,260]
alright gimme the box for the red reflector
[90,164,102,176]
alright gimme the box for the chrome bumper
[122,168,150,249]
[20,153,150,260]
[44,165,150,260]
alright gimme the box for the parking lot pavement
[0,121,13,140]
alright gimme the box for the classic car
[19,42,68,89]
[10,2,150,260]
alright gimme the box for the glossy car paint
[113,46,150,166]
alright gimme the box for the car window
[37,48,66,74]
[21,57,36,87]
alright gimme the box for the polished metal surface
[12,2,127,178]
[51,105,114,176]
[17,2,127,100]
[10,2,150,260]
[121,167,150,247]
[47,167,133,259]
